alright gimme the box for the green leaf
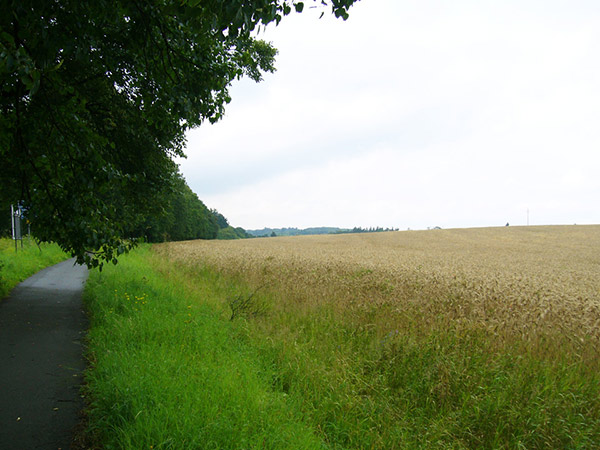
[0,31,14,46]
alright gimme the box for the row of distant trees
[336,227,399,234]
[246,227,342,237]
[125,171,219,242]
[246,226,403,238]
[1,169,248,244]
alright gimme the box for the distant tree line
[247,227,345,237]
[218,226,252,240]
[125,171,217,242]
[209,210,252,240]
[245,226,401,238]
[336,227,399,234]
[1,169,249,243]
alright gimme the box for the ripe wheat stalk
[156,225,600,357]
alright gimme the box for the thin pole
[11,205,17,253]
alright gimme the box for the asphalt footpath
[0,258,89,450]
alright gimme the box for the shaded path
[0,258,88,450]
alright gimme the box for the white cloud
[179,0,600,229]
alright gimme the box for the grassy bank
[83,237,600,449]
[0,237,67,298]
[83,246,323,449]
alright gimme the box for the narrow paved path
[0,258,88,450]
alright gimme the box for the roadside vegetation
[0,237,67,299]
[83,246,323,449]
[84,226,600,448]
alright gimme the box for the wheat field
[158,225,600,354]
[147,225,600,447]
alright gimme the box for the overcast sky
[177,0,600,230]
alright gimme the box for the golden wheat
[156,225,600,352]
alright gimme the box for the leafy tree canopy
[0,0,357,267]
[217,225,251,240]
[211,209,230,229]
[127,169,221,243]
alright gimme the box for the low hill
[246,227,347,237]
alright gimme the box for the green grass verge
[83,246,600,449]
[0,237,68,299]
[83,246,324,450]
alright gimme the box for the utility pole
[527,208,529,226]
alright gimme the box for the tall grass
[83,233,600,449]
[83,246,324,450]
[0,237,67,298]
[241,297,599,449]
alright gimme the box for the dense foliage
[0,0,357,267]
[217,226,251,240]
[0,170,236,244]
[128,171,220,243]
